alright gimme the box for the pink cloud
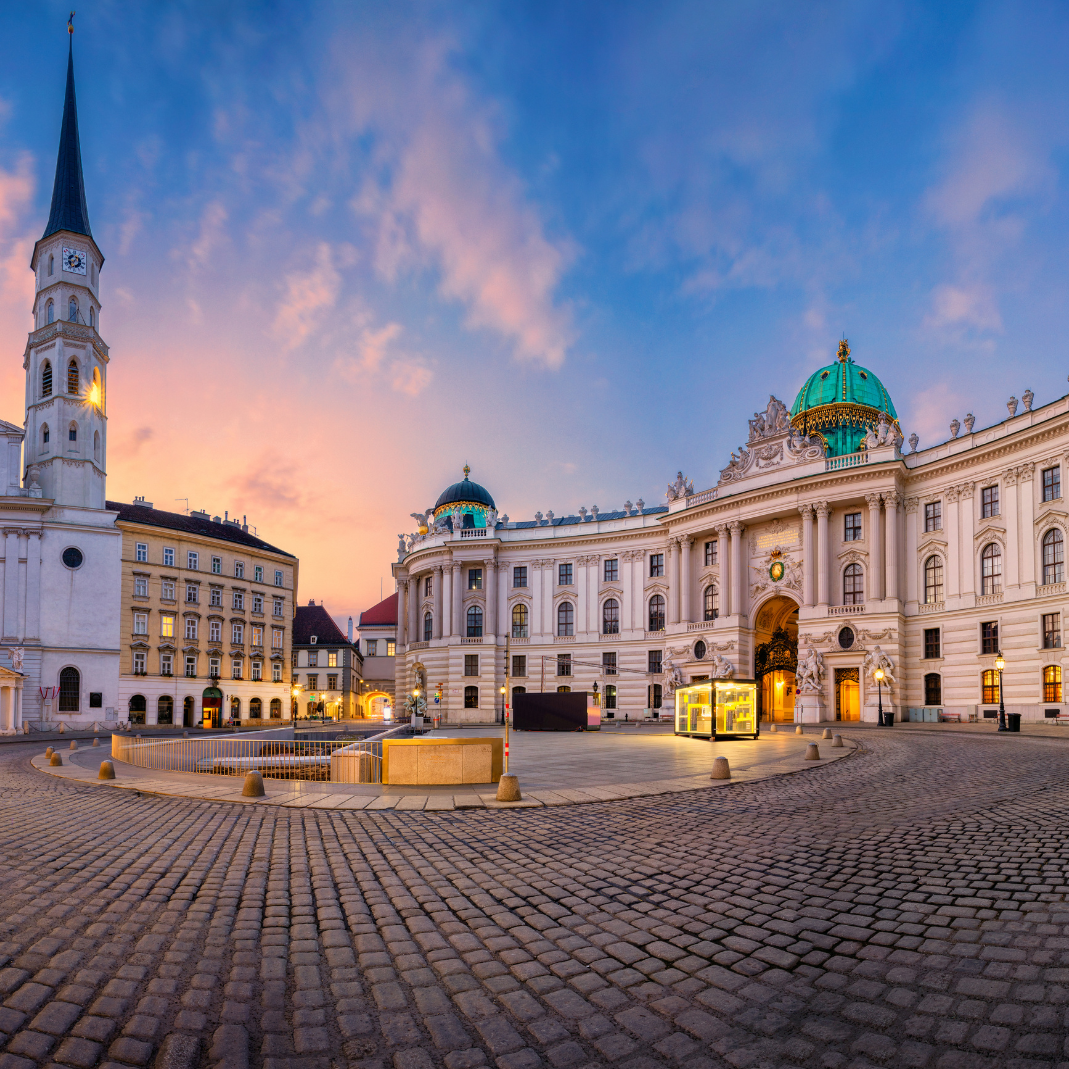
[0,157,36,425]
[272,242,341,350]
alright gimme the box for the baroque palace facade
[394,341,1069,725]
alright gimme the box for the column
[408,575,419,641]
[485,558,497,636]
[451,562,463,636]
[24,531,41,641]
[884,491,900,602]
[945,488,960,598]
[1019,464,1036,587]
[959,483,976,597]
[866,495,883,602]
[588,557,599,634]
[12,686,20,732]
[434,566,444,638]
[680,538,693,624]
[0,686,9,733]
[621,552,634,633]
[717,526,731,616]
[798,505,814,607]
[1004,471,1020,588]
[667,541,680,625]
[904,499,919,605]
[729,522,744,618]
[396,578,407,648]
[531,560,543,640]
[442,565,453,638]
[2,528,19,642]
[498,563,509,641]
[816,503,830,607]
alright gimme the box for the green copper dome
[789,340,899,457]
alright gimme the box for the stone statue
[11,647,24,671]
[748,396,790,442]
[709,654,734,679]
[397,534,407,561]
[661,654,685,695]
[1007,397,1018,417]
[950,419,960,439]
[1022,389,1034,412]
[964,413,975,434]
[451,506,464,532]
[666,472,694,502]
[796,647,824,693]
[908,432,919,453]
[862,645,896,689]
[486,508,498,530]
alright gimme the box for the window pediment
[918,535,948,554]
[975,524,1006,544]
[1035,507,1069,528]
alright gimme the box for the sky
[1,1,1069,628]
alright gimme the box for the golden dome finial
[463,464,471,479]
[837,338,850,363]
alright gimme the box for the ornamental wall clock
[62,247,87,274]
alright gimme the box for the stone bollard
[711,756,731,780]
[49,752,63,766]
[822,728,832,740]
[183,731,189,738]
[58,722,67,734]
[98,760,115,780]
[44,746,54,758]
[70,740,78,751]
[769,723,777,732]
[242,771,266,798]
[496,774,522,802]
[832,734,844,748]
[804,742,820,761]
[92,737,99,747]
[795,725,804,735]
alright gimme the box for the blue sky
[0,1,1067,617]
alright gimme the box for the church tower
[23,32,108,509]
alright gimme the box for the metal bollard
[804,742,820,761]
[710,756,731,780]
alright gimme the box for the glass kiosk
[675,679,759,739]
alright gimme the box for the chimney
[348,616,353,642]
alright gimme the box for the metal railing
[111,725,396,783]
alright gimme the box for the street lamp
[874,667,886,727]
[499,685,506,725]
[995,650,1006,731]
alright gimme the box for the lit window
[982,669,1000,705]
[1045,665,1063,703]
[386,641,395,656]
[605,685,617,709]
[464,686,478,708]
[160,615,174,638]
[512,603,528,638]
[252,626,263,647]
[328,651,338,667]
[468,568,482,590]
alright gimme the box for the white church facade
[394,341,1069,727]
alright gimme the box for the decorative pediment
[1035,507,1069,528]
[698,569,719,588]
[599,585,623,600]
[837,548,868,564]
[918,535,948,555]
[718,396,825,487]
[974,523,1006,544]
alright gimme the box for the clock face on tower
[62,247,87,275]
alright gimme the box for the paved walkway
[5,730,1069,1068]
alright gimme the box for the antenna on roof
[174,498,189,514]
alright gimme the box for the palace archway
[753,594,799,723]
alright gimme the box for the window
[981,543,1002,594]
[59,667,79,711]
[248,696,262,718]
[272,629,282,649]
[605,684,617,710]
[210,587,222,607]
[161,580,175,601]
[512,686,526,704]
[557,685,571,694]
[423,612,433,641]
[1045,665,1063,703]
[188,551,199,570]
[1042,529,1064,585]
[185,618,198,641]
[273,598,284,617]
[133,651,147,674]
[252,662,263,682]
[252,626,263,647]
[981,621,999,655]
[89,307,94,328]
[160,614,175,638]
[1044,613,1061,649]
[185,656,197,678]
[649,683,663,710]
[602,599,619,634]
[93,430,99,462]
[272,664,282,684]
[252,594,263,614]
[326,674,337,690]
[366,640,378,656]
[982,669,1000,705]
[704,540,717,566]
[648,594,665,632]
[604,559,618,582]
[843,563,864,604]
[464,686,479,709]
[467,605,483,637]
[41,361,52,397]
[603,651,617,675]
[464,654,479,677]
[254,565,263,583]
[386,641,395,656]
[648,650,662,674]
[163,547,174,567]
[186,583,198,603]
[924,556,943,604]
[160,653,173,676]
[234,562,244,579]
[923,627,940,660]
[233,591,244,611]
[68,298,78,323]
[559,563,573,586]
[468,568,482,590]
[42,424,49,446]
[649,553,664,578]
[68,422,77,442]
[704,584,718,621]
[134,576,148,598]
[132,611,147,635]
[48,255,53,276]
[309,651,318,667]
[209,620,221,643]
[512,603,528,638]
[924,673,942,706]
[275,570,284,587]
[306,673,318,689]
[981,485,999,518]
[212,556,222,575]
[844,512,862,541]
[557,602,574,637]
[1043,466,1061,502]
[512,655,526,677]
[513,566,527,588]
[46,299,54,324]
[557,654,572,676]
[134,542,148,563]
[232,658,243,680]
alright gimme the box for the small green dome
[434,465,495,513]
[789,340,899,457]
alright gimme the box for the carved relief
[904,497,919,513]
[719,395,825,486]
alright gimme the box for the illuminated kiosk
[674,680,759,740]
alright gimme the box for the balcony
[687,621,714,632]
[509,635,529,644]
[409,640,430,651]
[553,634,574,643]
[918,601,944,614]
[459,528,487,539]
[461,637,483,645]
[828,604,865,616]
[976,593,1004,607]
[1039,582,1066,597]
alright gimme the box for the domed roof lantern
[434,465,495,513]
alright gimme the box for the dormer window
[310,635,317,644]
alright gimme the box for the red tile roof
[293,603,351,646]
[358,593,397,627]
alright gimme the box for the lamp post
[874,667,886,726]
[996,650,1007,731]
[291,684,301,722]
[499,685,506,725]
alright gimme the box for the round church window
[62,547,83,569]
[694,640,707,660]
[838,627,854,650]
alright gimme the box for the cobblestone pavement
[3,732,1069,1069]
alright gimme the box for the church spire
[42,28,92,241]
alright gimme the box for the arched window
[512,603,528,638]
[249,697,263,719]
[41,361,52,397]
[557,601,574,637]
[67,359,79,394]
[423,612,433,641]
[843,563,864,604]
[157,695,173,725]
[602,598,619,634]
[464,685,479,708]
[924,556,943,604]
[58,667,80,711]
[45,299,54,324]
[231,696,241,719]
[68,297,78,322]
[466,605,483,637]
[924,673,942,706]
[48,254,54,276]
[93,431,100,462]
[128,693,146,724]
[41,424,49,447]
[981,669,1000,705]
[1043,529,1064,586]
[183,695,195,727]
[92,367,101,405]
[648,683,663,710]
[648,594,666,632]
[704,584,718,621]
[605,684,617,710]
[68,422,77,442]
[981,543,1002,595]
[1044,665,1062,703]
[269,697,282,718]
[511,686,526,703]
[89,307,94,328]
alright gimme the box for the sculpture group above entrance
[719,395,826,487]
